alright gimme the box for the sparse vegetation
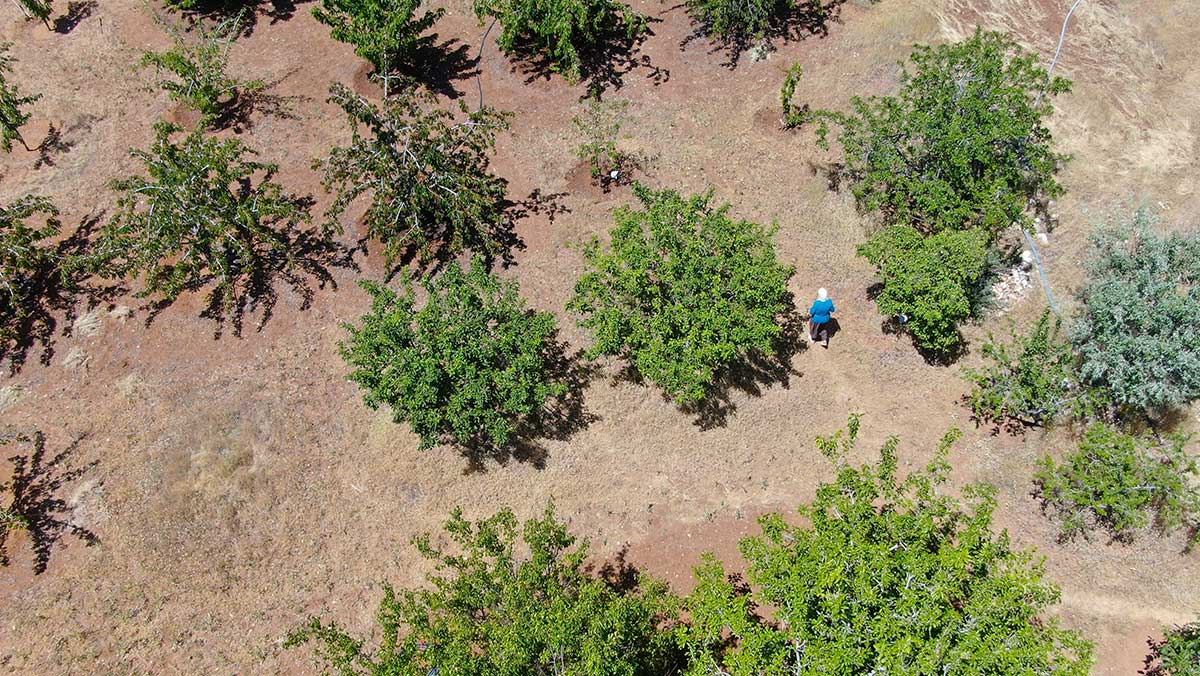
[1035,423,1200,548]
[287,503,680,674]
[780,61,805,127]
[1072,210,1200,416]
[572,95,636,187]
[0,43,40,152]
[679,416,1095,676]
[472,0,647,83]
[317,83,513,267]
[312,0,443,96]
[0,196,61,352]
[137,12,265,128]
[858,225,990,357]
[966,309,1105,427]
[98,122,313,315]
[569,184,794,404]
[340,258,563,451]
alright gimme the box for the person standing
[809,288,835,348]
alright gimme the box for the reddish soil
[0,0,1197,673]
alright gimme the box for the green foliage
[340,259,563,451]
[1035,423,1200,547]
[0,196,61,349]
[137,13,265,128]
[572,95,635,184]
[317,83,513,266]
[472,0,646,83]
[686,0,789,43]
[1146,618,1200,676]
[287,503,680,675]
[0,43,39,153]
[679,416,1094,676]
[812,29,1069,238]
[568,184,794,404]
[14,0,52,26]
[965,308,1106,426]
[1072,210,1200,415]
[779,61,804,128]
[858,225,989,356]
[312,0,443,92]
[99,122,312,313]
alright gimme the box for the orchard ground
[1,0,1198,672]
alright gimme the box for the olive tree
[137,12,265,128]
[287,504,680,675]
[569,184,794,404]
[340,259,563,451]
[0,43,39,153]
[97,122,313,315]
[472,0,646,84]
[1072,210,1200,415]
[312,0,443,97]
[317,83,513,267]
[680,416,1095,676]
[809,29,1070,238]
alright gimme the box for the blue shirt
[810,298,835,324]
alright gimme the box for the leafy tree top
[1035,423,1200,548]
[1071,209,1200,414]
[138,12,265,128]
[317,83,513,267]
[287,503,680,675]
[680,415,1095,676]
[568,183,794,404]
[1145,617,1200,676]
[340,258,563,451]
[0,43,40,153]
[312,0,443,94]
[686,0,790,44]
[858,225,990,357]
[0,196,60,348]
[98,122,311,313]
[472,0,646,84]
[812,29,1070,238]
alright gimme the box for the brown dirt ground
[0,0,1197,673]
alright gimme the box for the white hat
[817,288,828,301]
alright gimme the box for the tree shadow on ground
[164,0,313,35]
[52,0,97,34]
[507,19,670,97]
[211,70,309,134]
[462,338,599,473]
[1,214,125,376]
[405,35,479,100]
[679,0,847,69]
[140,205,358,339]
[0,430,100,574]
[682,302,809,430]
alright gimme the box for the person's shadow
[814,318,840,348]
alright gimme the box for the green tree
[1072,210,1200,415]
[679,416,1095,676]
[858,225,990,357]
[317,83,513,267]
[1035,423,1200,548]
[568,184,794,404]
[340,259,563,451]
[810,30,1070,238]
[472,0,646,84]
[1145,618,1200,676]
[287,503,680,675]
[98,122,312,315]
[0,196,60,351]
[138,12,265,128]
[0,43,40,153]
[685,0,789,45]
[313,0,442,97]
[12,0,52,28]
[965,308,1106,427]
